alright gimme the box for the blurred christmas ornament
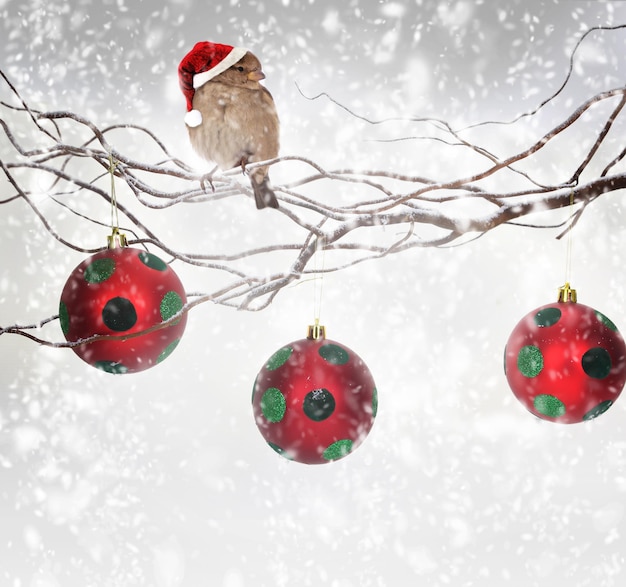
[504,283,626,423]
[252,322,378,464]
[59,231,187,374]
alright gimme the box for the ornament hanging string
[107,151,127,248]
[312,234,326,338]
[109,153,119,230]
[560,189,577,302]
[564,190,575,283]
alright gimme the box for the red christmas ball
[252,327,378,464]
[59,247,187,374]
[504,291,626,423]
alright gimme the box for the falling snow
[2,1,626,586]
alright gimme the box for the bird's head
[214,51,267,88]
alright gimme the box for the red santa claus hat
[178,41,248,127]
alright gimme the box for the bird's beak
[247,69,266,82]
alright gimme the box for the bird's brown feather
[187,51,280,208]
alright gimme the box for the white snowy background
[2,1,626,586]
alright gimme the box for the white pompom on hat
[178,41,248,127]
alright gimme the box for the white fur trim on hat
[193,46,248,89]
[184,109,203,128]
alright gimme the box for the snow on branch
[1,25,626,346]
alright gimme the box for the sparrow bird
[178,42,280,209]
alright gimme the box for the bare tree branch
[1,25,626,345]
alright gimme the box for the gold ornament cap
[307,320,326,340]
[558,282,577,303]
[107,227,128,249]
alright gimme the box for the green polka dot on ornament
[157,339,180,364]
[534,394,566,418]
[517,345,543,378]
[323,439,353,461]
[319,344,349,365]
[266,347,292,371]
[534,307,561,327]
[303,388,335,422]
[268,442,293,459]
[160,291,184,322]
[138,251,167,271]
[94,360,128,375]
[84,258,115,283]
[595,311,618,332]
[582,347,612,379]
[583,400,613,421]
[102,297,137,332]
[261,387,286,423]
[59,301,70,335]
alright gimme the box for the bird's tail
[250,175,279,209]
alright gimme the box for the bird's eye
[236,66,244,72]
